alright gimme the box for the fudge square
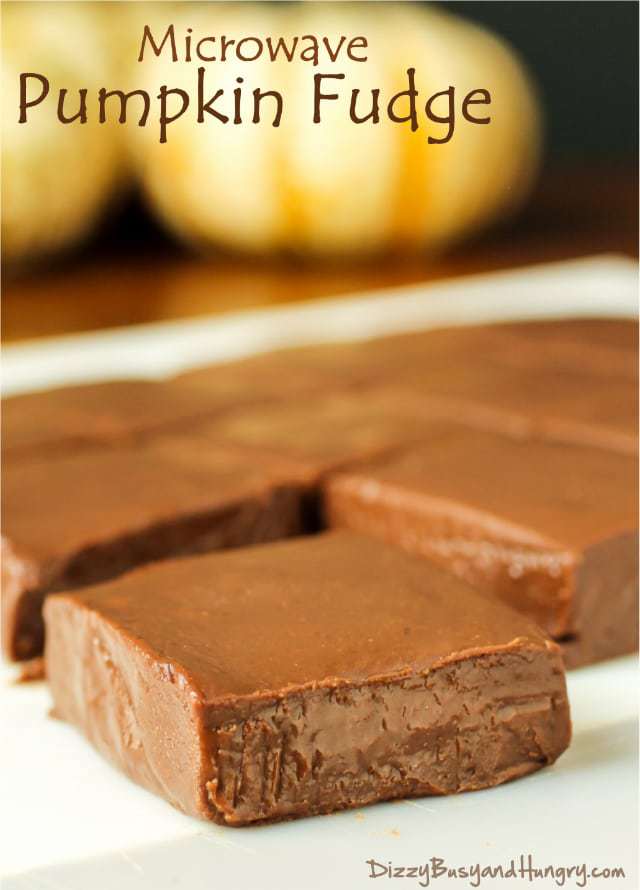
[324,426,638,668]
[494,317,638,358]
[447,318,638,380]
[2,437,310,661]
[209,387,457,479]
[1,379,239,463]
[394,361,638,456]
[174,341,374,399]
[45,532,571,826]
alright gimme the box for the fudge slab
[44,532,571,825]
[175,319,637,404]
[289,318,638,386]
[445,318,638,380]
[2,438,310,661]
[1,379,231,463]
[208,387,462,479]
[347,321,637,453]
[495,318,638,355]
[174,342,373,399]
[394,361,638,455]
[198,329,638,459]
[325,427,638,667]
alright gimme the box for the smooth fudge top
[2,437,309,569]
[326,426,637,552]
[494,318,638,353]
[297,318,638,386]
[174,342,373,397]
[199,331,638,460]
[483,320,638,380]
[208,388,458,476]
[47,531,558,704]
[390,359,637,454]
[1,380,230,460]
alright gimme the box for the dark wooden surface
[3,162,637,344]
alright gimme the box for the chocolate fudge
[174,341,375,400]
[373,318,638,380]
[385,319,638,454]
[2,438,310,661]
[1,379,237,463]
[388,359,638,455]
[314,321,637,453]
[44,532,571,825]
[279,318,638,388]
[496,317,638,354]
[491,318,638,380]
[163,319,636,458]
[196,327,637,460]
[208,387,459,478]
[325,426,638,667]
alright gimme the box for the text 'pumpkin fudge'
[324,427,638,667]
[45,532,571,826]
[2,438,310,661]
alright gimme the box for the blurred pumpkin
[132,3,541,256]
[1,2,124,265]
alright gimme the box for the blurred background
[2,1,638,343]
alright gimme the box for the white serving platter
[2,255,638,889]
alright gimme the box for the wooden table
[3,162,637,343]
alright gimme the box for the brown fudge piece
[496,318,638,353]
[1,379,236,463]
[174,315,636,401]
[312,318,637,384]
[486,318,638,380]
[2,438,310,661]
[44,532,571,825]
[394,362,638,455]
[325,427,638,667]
[175,319,637,454]
[333,320,637,450]
[184,322,637,456]
[206,387,461,479]
[173,325,530,399]
[174,342,374,399]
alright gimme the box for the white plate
[2,255,638,888]
[3,254,638,395]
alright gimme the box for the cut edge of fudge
[2,486,304,662]
[560,530,639,668]
[322,436,638,666]
[1,380,215,462]
[44,534,571,826]
[2,440,314,662]
[323,469,578,638]
[46,594,570,826]
[1,377,290,465]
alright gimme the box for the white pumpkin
[1,3,124,264]
[132,3,541,256]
